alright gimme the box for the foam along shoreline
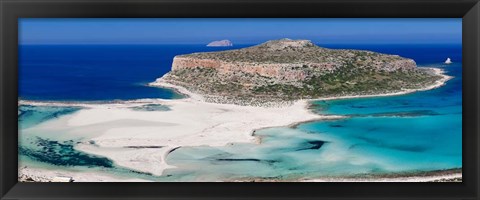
[148,80,205,102]
[19,67,452,181]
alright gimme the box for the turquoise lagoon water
[164,64,462,180]
[18,44,462,181]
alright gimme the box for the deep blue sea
[18,43,462,181]
[19,44,461,101]
[19,45,250,101]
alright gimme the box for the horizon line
[18,42,463,46]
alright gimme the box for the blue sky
[19,18,462,45]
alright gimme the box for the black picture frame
[1,0,479,199]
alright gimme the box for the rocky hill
[156,39,443,103]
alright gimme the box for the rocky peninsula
[154,39,444,105]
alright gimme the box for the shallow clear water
[18,105,169,181]
[165,85,462,180]
[18,105,112,167]
[19,105,81,129]
[161,46,463,180]
[129,104,171,112]
[18,44,462,181]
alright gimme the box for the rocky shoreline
[150,67,451,107]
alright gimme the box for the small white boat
[445,58,452,64]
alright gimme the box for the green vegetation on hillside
[162,39,443,103]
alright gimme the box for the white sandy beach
[19,67,456,182]
[72,99,336,176]
[20,95,337,181]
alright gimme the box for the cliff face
[171,57,312,83]
[159,39,440,101]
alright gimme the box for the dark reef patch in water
[217,158,262,162]
[388,145,428,153]
[329,124,344,128]
[19,105,80,118]
[19,105,81,128]
[214,158,278,165]
[352,136,428,153]
[296,140,328,151]
[347,110,439,118]
[350,105,368,109]
[19,137,113,168]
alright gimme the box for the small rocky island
[207,39,233,47]
[157,39,444,104]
